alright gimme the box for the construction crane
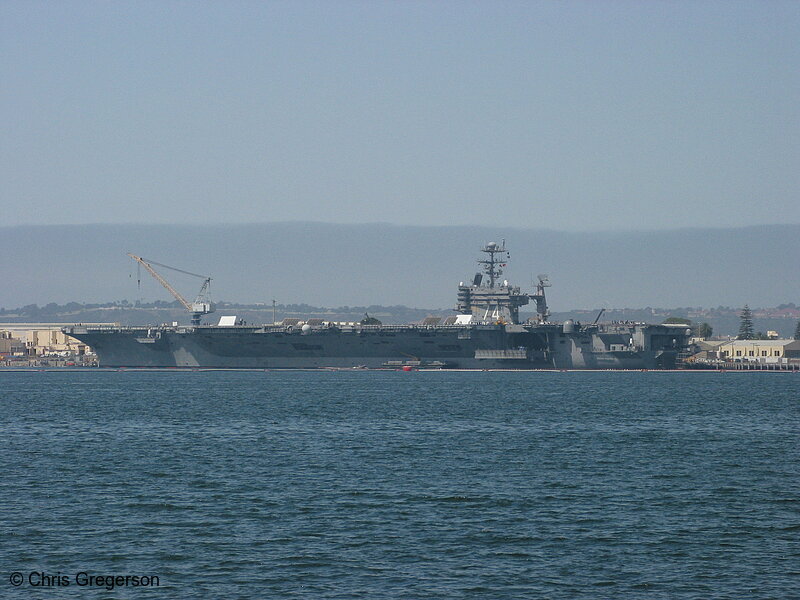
[128,253,215,326]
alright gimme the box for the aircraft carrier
[63,242,692,369]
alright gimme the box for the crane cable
[137,256,210,280]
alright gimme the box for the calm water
[1,370,799,598]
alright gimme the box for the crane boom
[128,253,215,325]
[128,254,192,310]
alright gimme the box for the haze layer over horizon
[2,223,798,311]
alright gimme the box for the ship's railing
[63,325,185,333]
[259,323,507,332]
[64,322,513,335]
[475,349,528,360]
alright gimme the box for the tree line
[664,305,800,340]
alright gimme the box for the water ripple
[1,370,798,598]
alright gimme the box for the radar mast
[477,240,508,288]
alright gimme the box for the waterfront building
[0,323,115,358]
[709,339,800,363]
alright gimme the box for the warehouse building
[0,323,115,358]
[707,339,800,363]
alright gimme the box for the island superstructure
[63,242,691,369]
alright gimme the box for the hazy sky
[2,1,799,231]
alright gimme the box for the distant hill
[1,222,798,313]
[0,301,439,328]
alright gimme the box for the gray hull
[64,322,686,370]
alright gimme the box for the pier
[685,359,800,372]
